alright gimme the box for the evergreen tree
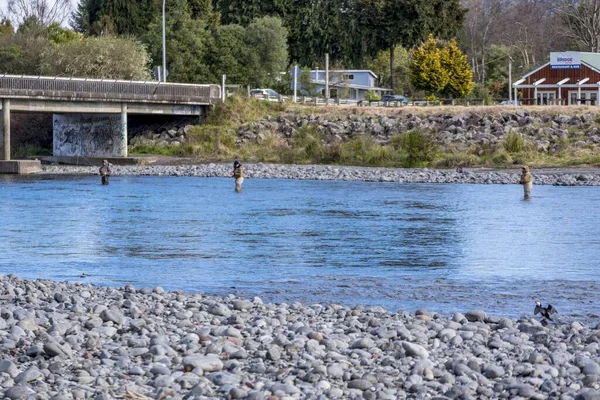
[410,35,473,98]
[188,0,212,19]
[217,0,266,26]
[71,0,101,34]
[441,38,473,98]
[410,35,449,96]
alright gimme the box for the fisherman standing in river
[519,165,532,200]
[232,160,244,192]
[99,160,111,185]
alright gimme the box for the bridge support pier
[0,98,40,174]
[1,98,10,161]
[121,103,128,158]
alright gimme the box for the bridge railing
[0,75,222,104]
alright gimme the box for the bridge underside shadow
[1,101,209,173]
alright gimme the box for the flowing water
[2,174,600,321]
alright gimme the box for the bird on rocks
[534,301,557,325]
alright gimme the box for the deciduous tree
[243,16,288,88]
[8,0,72,26]
[557,0,600,52]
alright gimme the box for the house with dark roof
[514,52,600,105]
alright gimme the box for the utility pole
[162,0,167,83]
[508,56,513,104]
[293,65,298,103]
[222,75,226,102]
[325,53,329,102]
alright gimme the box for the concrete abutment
[0,98,41,174]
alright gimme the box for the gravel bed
[40,163,600,186]
[0,275,599,399]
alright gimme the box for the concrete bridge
[0,75,222,173]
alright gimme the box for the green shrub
[491,149,513,165]
[365,90,381,102]
[395,128,439,167]
[433,152,479,168]
[503,131,527,153]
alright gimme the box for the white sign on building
[550,52,581,69]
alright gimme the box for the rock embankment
[0,275,599,399]
[237,110,600,154]
[41,163,600,186]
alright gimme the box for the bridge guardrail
[0,75,222,104]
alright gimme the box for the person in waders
[99,160,111,185]
[232,160,244,192]
[519,166,532,200]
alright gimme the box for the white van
[250,89,279,98]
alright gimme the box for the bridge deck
[0,75,221,105]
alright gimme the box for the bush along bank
[128,98,600,169]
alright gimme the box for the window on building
[342,74,355,80]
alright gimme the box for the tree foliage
[410,35,473,98]
[243,16,288,88]
[410,35,449,96]
[0,34,48,74]
[41,36,151,80]
[144,0,212,83]
[441,39,473,98]
[367,46,412,95]
[0,19,15,36]
[207,24,248,84]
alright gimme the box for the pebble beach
[1,275,600,400]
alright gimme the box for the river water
[1,174,600,321]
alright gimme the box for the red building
[514,52,600,105]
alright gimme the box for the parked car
[381,94,410,104]
[250,89,279,98]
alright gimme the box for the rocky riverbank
[40,163,600,186]
[0,275,599,400]
[237,109,600,153]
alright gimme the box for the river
[1,174,599,321]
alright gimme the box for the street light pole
[508,56,513,104]
[162,0,167,82]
